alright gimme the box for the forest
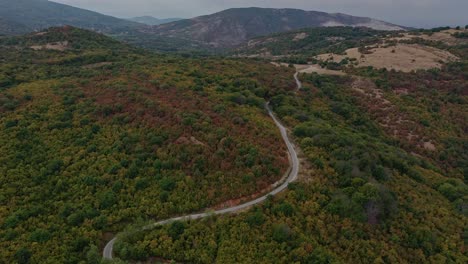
[114,31,467,263]
[235,27,398,64]
[0,27,295,263]
[0,26,466,263]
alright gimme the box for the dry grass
[316,43,458,72]
[30,41,69,51]
[82,62,113,69]
[391,29,468,46]
[293,32,308,41]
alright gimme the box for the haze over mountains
[148,8,405,47]
[0,0,405,50]
[128,16,182,26]
[0,0,141,35]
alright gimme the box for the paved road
[103,74,301,260]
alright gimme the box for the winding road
[294,72,302,90]
[103,73,301,260]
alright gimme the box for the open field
[316,43,459,72]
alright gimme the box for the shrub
[246,211,265,227]
[15,248,31,264]
[272,223,292,243]
[168,221,185,240]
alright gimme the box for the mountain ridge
[0,0,143,35]
[128,16,182,25]
[145,7,405,48]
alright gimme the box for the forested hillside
[0,23,466,264]
[0,27,295,263]
[0,0,142,35]
[236,27,392,61]
[147,7,404,48]
[114,30,468,263]
[127,16,182,26]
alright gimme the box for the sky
[51,0,468,28]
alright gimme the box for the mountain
[0,17,31,36]
[146,7,406,48]
[128,16,182,25]
[0,0,142,35]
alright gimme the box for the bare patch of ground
[174,136,207,147]
[34,31,48,36]
[270,62,289,68]
[30,41,69,51]
[316,43,458,72]
[271,62,345,76]
[423,141,436,151]
[82,62,113,69]
[247,37,277,47]
[293,32,308,41]
[296,64,346,76]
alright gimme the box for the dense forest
[0,26,466,264]
[114,32,467,262]
[0,27,295,263]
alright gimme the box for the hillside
[0,23,466,264]
[0,27,294,262]
[128,16,182,26]
[236,27,391,59]
[145,7,405,48]
[113,29,468,264]
[0,3,405,52]
[0,17,31,36]
[0,0,142,35]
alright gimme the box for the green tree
[15,248,31,264]
[272,223,292,243]
[86,245,100,264]
[168,221,185,240]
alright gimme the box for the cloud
[51,0,468,28]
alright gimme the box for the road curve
[294,72,302,90]
[103,74,301,260]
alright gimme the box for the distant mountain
[0,17,31,35]
[0,0,142,35]
[128,16,182,26]
[235,27,389,58]
[146,7,405,47]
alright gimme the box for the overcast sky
[52,0,467,28]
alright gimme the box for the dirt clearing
[271,62,345,76]
[30,41,69,51]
